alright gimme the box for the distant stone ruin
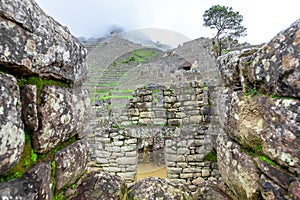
[83,35,222,191]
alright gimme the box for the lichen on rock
[0,73,24,175]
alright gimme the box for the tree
[203,5,247,57]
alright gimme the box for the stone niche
[91,81,220,191]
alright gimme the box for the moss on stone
[0,129,38,182]
[18,76,71,105]
[203,150,217,163]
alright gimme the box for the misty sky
[35,0,300,45]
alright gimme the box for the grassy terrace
[87,49,158,103]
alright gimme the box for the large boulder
[0,162,52,200]
[0,0,87,86]
[220,89,300,172]
[250,18,300,98]
[217,133,261,200]
[128,177,190,200]
[0,73,24,175]
[217,18,300,199]
[71,172,126,200]
[32,86,90,153]
[54,141,88,191]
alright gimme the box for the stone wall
[91,81,220,190]
[0,0,90,199]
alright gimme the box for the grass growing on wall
[203,150,217,163]
[18,76,71,105]
[0,130,38,182]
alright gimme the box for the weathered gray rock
[0,0,87,85]
[32,86,90,153]
[251,18,300,98]
[260,174,287,200]
[289,181,300,200]
[255,157,295,190]
[0,162,52,200]
[128,177,190,200]
[54,141,88,191]
[217,133,261,200]
[0,73,24,175]
[20,84,38,131]
[193,180,233,200]
[71,172,126,200]
[221,89,300,171]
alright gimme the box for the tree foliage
[203,5,247,57]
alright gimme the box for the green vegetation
[152,89,160,93]
[203,150,218,162]
[99,95,133,101]
[244,83,258,97]
[18,76,70,105]
[241,135,278,167]
[203,86,209,91]
[203,5,246,57]
[258,155,277,166]
[115,49,157,64]
[0,130,38,182]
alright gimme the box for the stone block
[121,144,136,152]
[72,172,126,200]
[138,118,152,125]
[0,162,52,200]
[180,173,193,179]
[187,155,204,162]
[217,133,260,200]
[54,141,88,191]
[175,155,186,162]
[96,158,109,164]
[177,148,189,155]
[136,102,152,111]
[140,111,155,118]
[167,119,182,126]
[153,118,167,126]
[155,110,167,118]
[201,168,211,177]
[190,116,203,124]
[176,162,188,168]
[102,167,120,173]
[0,73,24,175]
[20,84,38,131]
[116,157,137,165]
[128,108,139,116]
[167,167,182,174]
[32,86,90,153]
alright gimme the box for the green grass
[203,86,209,91]
[99,95,133,100]
[113,89,134,93]
[204,151,217,162]
[0,130,38,182]
[258,155,277,166]
[116,49,157,64]
[18,76,70,105]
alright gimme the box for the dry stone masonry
[90,80,220,190]
[0,0,90,199]
[1,0,300,199]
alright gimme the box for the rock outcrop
[71,172,126,200]
[0,0,90,199]
[216,18,300,199]
[0,73,24,175]
[127,177,190,200]
[0,0,87,86]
